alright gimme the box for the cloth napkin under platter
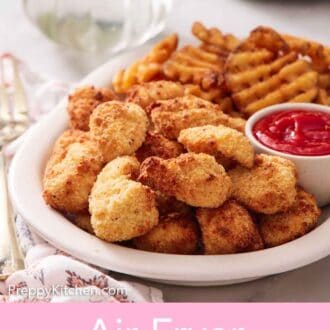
[0,55,163,303]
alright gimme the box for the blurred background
[0,0,329,82]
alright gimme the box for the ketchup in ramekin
[253,109,330,156]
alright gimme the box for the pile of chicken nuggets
[43,22,326,255]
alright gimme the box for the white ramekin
[246,103,330,207]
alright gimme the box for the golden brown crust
[139,153,232,208]
[67,86,116,131]
[237,26,289,53]
[149,95,244,139]
[89,175,159,242]
[197,200,264,254]
[228,154,297,214]
[126,80,184,109]
[43,141,103,213]
[135,131,184,162]
[178,124,254,168]
[89,101,148,162]
[133,212,199,254]
[258,188,320,247]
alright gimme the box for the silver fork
[0,54,29,280]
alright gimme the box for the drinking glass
[23,0,173,54]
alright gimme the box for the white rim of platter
[8,45,330,286]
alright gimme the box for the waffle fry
[237,26,289,54]
[163,45,225,89]
[192,21,240,53]
[112,34,178,93]
[317,72,330,105]
[225,50,318,116]
[283,34,330,72]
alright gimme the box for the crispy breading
[197,200,263,254]
[225,49,319,117]
[43,141,103,213]
[133,212,199,254]
[135,131,184,162]
[178,124,254,168]
[89,101,148,162]
[96,156,140,181]
[149,95,245,139]
[139,153,232,208]
[67,86,116,131]
[228,154,297,214]
[89,175,158,242]
[72,213,94,234]
[259,188,320,247]
[51,129,90,154]
[112,34,178,93]
[126,80,185,109]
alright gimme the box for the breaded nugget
[228,154,297,214]
[135,131,184,162]
[126,80,184,109]
[97,156,140,181]
[259,188,320,247]
[67,86,116,131]
[89,101,148,162]
[52,129,90,154]
[89,177,158,242]
[148,95,245,139]
[43,141,103,213]
[197,200,264,254]
[139,153,232,208]
[155,191,192,216]
[133,212,199,254]
[72,213,94,234]
[178,124,254,168]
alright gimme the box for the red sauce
[253,110,330,156]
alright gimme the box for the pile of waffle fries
[112,22,330,117]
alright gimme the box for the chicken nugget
[97,156,140,181]
[259,188,320,247]
[135,131,184,162]
[67,86,116,131]
[89,177,158,242]
[43,141,103,213]
[89,101,148,162]
[178,124,254,168]
[149,95,244,139]
[228,154,297,214]
[139,153,232,208]
[52,129,90,153]
[197,200,263,254]
[133,212,199,254]
[126,80,184,110]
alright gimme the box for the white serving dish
[8,46,330,286]
[246,103,330,207]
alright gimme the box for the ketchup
[253,110,330,156]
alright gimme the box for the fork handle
[0,151,24,279]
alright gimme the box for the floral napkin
[0,54,163,303]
